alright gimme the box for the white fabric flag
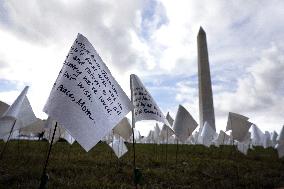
[160,124,175,143]
[0,101,9,116]
[109,136,128,158]
[277,125,284,142]
[160,112,175,143]
[146,130,155,143]
[199,122,217,147]
[276,141,284,158]
[237,141,249,155]
[62,130,76,145]
[271,131,278,147]
[264,131,272,148]
[226,112,252,142]
[153,123,161,143]
[20,118,45,136]
[44,117,66,144]
[214,130,231,146]
[251,124,265,146]
[113,117,132,141]
[0,86,37,137]
[130,74,169,126]
[166,112,174,126]
[43,34,133,151]
[173,105,198,142]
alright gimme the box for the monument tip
[198,26,206,35]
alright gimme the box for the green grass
[0,140,283,188]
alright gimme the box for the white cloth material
[277,125,284,141]
[160,124,175,143]
[275,141,284,158]
[2,130,19,142]
[242,132,251,144]
[166,112,174,126]
[153,123,161,143]
[44,117,70,144]
[263,131,272,148]
[43,34,133,151]
[0,86,37,138]
[146,130,154,143]
[20,118,45,136]
[109,136,128,158]
[214,130,231,146]
[62,130,76,145]
[130,74,169,126]
[251,124,265,146]
[113,117,132,141]
[271,131,278,147]
[0,101,9,116]
[173,105,198,142]
[159,112,175,143]
[199,122,217,147]
[237,141,249,155]
[226,112,252,142]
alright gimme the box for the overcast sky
[0,0,283,135]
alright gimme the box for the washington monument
[197,27,216,131]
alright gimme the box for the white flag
[251,124,265,146]
[113,117,132,141]
[277,125,284,142]
[43,34,133,151]
[199,122,217,147]
[214,130,231,146]
[226,112,252,142]
[109,136,128,158]
[0,101,9,116]
[0,86,37,137]
[173,105,198,142]
[130,74,169,126]
[237,141,249,155]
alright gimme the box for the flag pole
[175,138,179,173]
[39,122,58,189]
[165,128,168,168]
[0,119,17,160]
[130,75,138,189]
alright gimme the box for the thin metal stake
[39,122,58,189]
[0,120,17,160]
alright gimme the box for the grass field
[0,140,283,188]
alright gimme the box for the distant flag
[264,131,272,148]
[109,136,128,158]
[214,130,231,146]
[173,105,198,142]
[0,86,37,138]
[226,112,252,142]
[160,112,175,143]
[165,112,174,126]
[130,74,169,126]
[199,122,217,147]
[276,125,284,158]
[271,131,278,147]
[113,117,132,141]
[44,117,67,144]
[251,124,265,146]
[237,141,249,155]
[20,118,45,137]
[0,101,9,116]
[277,125,284,142]
[43,33,133,151]
[153,123,161,143]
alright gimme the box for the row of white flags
[0,33,283,158]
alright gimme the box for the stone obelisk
[197,27,216,131]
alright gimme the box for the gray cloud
[1,0,146,72]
